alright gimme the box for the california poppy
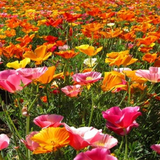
[31,127,70,154]
[101,71,127,92]
[35,66,56,84]
[105,50,138,67]
[76,45,103,57]
[54,50,79,59]
[142,53,157,63]
[23,45,52,65]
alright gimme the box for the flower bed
[0,0,160,159]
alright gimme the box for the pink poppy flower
[21,131,39,151]
[74,148,118,160]
[61,85,82,97]
[102,106,141,136]
[0,134,10,150]
[33,114,64,128]
[16,67,48,80]
[91,133,118,150]
[136,67,160,83]
[0,70,32,93]
[64,124,114,150]
[151,144,160,154]
[72,71,102,85]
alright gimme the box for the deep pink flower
[151,144,160,154]
[0,134,10,150]
[136,67,160,83]
[72,71,102,85]
[61,85,82,97]
[0,70,32,93]
[74,148,118,160]
[33,114,64,128]
[16,67,48,80]
[21,131,39,151]
[102,106,141,136]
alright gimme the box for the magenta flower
[21,131,39,151]
[136,67,160,83]
[61,85,82,97]
[151,144,160,154]
[33,114,64,128]
[0,70,32,93]
[74,148,118,160]
[16,67,48,80]
[102,106,141,136]
[72,71,102,85]
[0,134,10,150]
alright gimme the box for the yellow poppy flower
[6,58,30,69]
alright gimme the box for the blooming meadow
[0,0,160,159]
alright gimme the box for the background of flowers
[0,0,160,159]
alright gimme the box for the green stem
[124,132,128,160]
[26,95,38,160]
[26,115,31,160]
[88,89,94,127]
[118,91,127,107]
[5,109,21,139]
[128,80,131,106]
[117,137,124,156]
[0,153,4,160]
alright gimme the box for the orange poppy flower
[76,45,103,57]
[81,22,103,33]
[31,127,70,154]
[23,45,52,65]
[105,50,138,67]
[130,83,146,93]
[123,70,147,83]
[56,40,66,46]
[142,53,157,63]
[45,18,63,27]
[16,34,35,47]
[101,71,127,92]
[120,30,136,42]
[138,46,154,53]
[2,43,24,59]
[117,10,135,21]
[154,56,160,67]
[63,12,81,22]
[54,49,79,59]
[136,36,158,46]
[6,18,20,28]
[40,96,47,103]
[100,28,122,38]
[36,66,56,84]
[5,29,16,37]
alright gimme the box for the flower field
[0,0,160,159]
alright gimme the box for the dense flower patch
[0,0,160,159]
